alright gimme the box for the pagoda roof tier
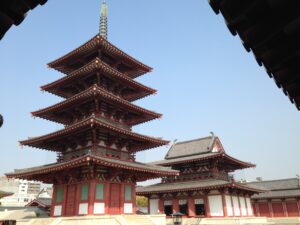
[136,179,265,195]
[42,58,156,101]
[20,115,169,152]
[48,35,152,78]
[6,153,179,182]
[32,85,161,126]
[151,152,255,171]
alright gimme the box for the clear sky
[0,0,299,183]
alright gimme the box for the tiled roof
[6,153,179,180]
[247,178,300,199]
[137,179,263,194]
[165,135,218,159]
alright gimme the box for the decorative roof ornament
[100,0,108,39]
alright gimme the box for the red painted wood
[173,199,179,213]
[188,198,195,217]
[258,203,270,217]
[158,199,164,214]
[286,202,299,217]
[268,201,274,217]
[109,183,121,214]
[50,185,57,217]
[61,184,68,216]
[74,183,81,216]
[132,185,136,214]
[65,184,77,216]
[104,182,110,214]
[120,183,125,213]
[252,203,257,216]
[221,193,227,217]
[204,195,211,217]
[88,180,96,215]
[272,202,285,217]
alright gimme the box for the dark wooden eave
[152,152,255,171]
[20,115,169,152]
[48,35,152,78]
[209,0,300,110]
[6,153,179,182]
[33,85,161,126]
[0,0,48,40]
[42,58,156,101]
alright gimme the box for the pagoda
[6,1,178,217]
[137,133,264,217]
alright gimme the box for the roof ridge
[248,177,298,183]
[174,135,214,145]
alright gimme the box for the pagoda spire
[100,0,108,39]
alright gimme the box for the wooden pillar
[120,183,125,214]
[104,182,110,214]
[254,202,260,217]
[132,185,137,214]
[88,180,96,215]
[147,196,150,215]
[268,200,274,217]
[74,183,81,216]
[188,198,195,217]
[50,185,57,217]
[173,199,179,213]
[204,194,211,217]
[61,184,68,216]
[297,199,300,216]
[282,200,288,217]
[221,192,228,217]
[158,199,164,214]
[244,195,249,217]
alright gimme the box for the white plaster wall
[94,203,105,214]
[208,195,224,217]
[239,196,247,216]
[79,203,88,215]
[225,195,233,216]
[246,197,253,216]
[149,199,159,214]
[54,205,62,216]
[232,196,240,216]
[124,203,133,214]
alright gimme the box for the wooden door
[109,184,120,214]
[65,184,77,216]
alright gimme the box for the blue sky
[0,0,299,182]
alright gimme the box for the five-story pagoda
[6,1,178,217]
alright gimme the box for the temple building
[6,1,178,217]
[137,134,263,218]
[247,177,300,217]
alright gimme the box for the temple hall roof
[136,179,263,195]
[151,134,255,169]
[6,153,179,181]
[246,178,300,199]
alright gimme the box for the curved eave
[6,155,178,180]
[42,58,156,100]
[157,153,255,169]
[32,85,161,125]
[19,116,169,152]
[47,35,152,77]
[137,182,262,195]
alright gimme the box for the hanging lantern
[0,114,3,128]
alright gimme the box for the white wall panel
[150,199,159,214]
[232,196,240,216]
[79,203,88,215]
[53,205,62,216]
[124,203,133,214]
[94,202,105,214]
[225,195,233,216]
[246,197,253,216]
[239,196,247,216]
[208,195,224,216]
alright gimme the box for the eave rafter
[20,115,169,152]
[43,58,156,101]
[48,35,152,78]
[33,85,161,126]
[6,154,178,182]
